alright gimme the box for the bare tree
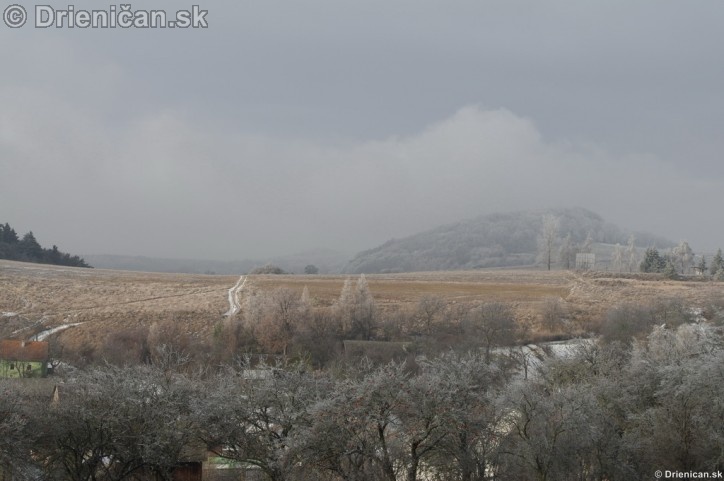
[558,233,576,270]
[32,365,198,481]
[419,352,508,481]
[541,297,567,332]
[396,373,452,481]
[414,295,446,335]
[303,362,407,481]
[612,243,625,272]
[537,215,560,270]
[354,274,377,340]
[465,302,519,362]
[255,287,301,355]
[581,230,594,254]
[498,381,614,481]
[0,384,33,479]
[196,362,332,481]
[626,235,638,272]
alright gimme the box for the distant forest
[0,222,91,268]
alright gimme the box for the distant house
[0,340,49,378]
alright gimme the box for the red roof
[0,340,49,362]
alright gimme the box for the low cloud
[1,99,718,259]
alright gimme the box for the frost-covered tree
[612,243,625,272]
[300,285,311,307]
[415,295,446,335]
[196,362,330,481]
[32,365,198,481]
[498,383,605,481]
[558,233,576,270]
[253,287,302,355]
[537,215,560,271]
[0,385,32,476]
[623,324,724,474]
[697,255,707,274]
[626,235,638,272]
[335,275,377,339]
[672,241,694,275]
[710,248,723,276]
[465,302,518,362]
[581,230,594,254]
[354,274,376,340]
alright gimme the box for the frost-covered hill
[344,207,672,274]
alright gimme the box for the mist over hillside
[344,207,673,274]
[84,208,675,275]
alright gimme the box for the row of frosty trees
[2,320,723,481]
[80,273,540,371]
[537,213,724,276]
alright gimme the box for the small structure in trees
[692,264,707,276]
[0,340,49,378]
[575,253,595,271]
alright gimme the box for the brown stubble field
[0,260,234,351]
[2,259,724,352]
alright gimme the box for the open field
[2,259,723,354]
[249,270,571,307]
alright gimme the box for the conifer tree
[19,231,43,259]
[640,247,666,273]
[0,223,18,243]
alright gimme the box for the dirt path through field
[225,275,246,316]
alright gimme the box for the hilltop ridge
[344,207,673,274]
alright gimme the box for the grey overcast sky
[1,0,723,260]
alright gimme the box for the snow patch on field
[30,323,85,341]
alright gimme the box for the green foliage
[303,264,319,274]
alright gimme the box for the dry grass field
[2,259,723,355]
